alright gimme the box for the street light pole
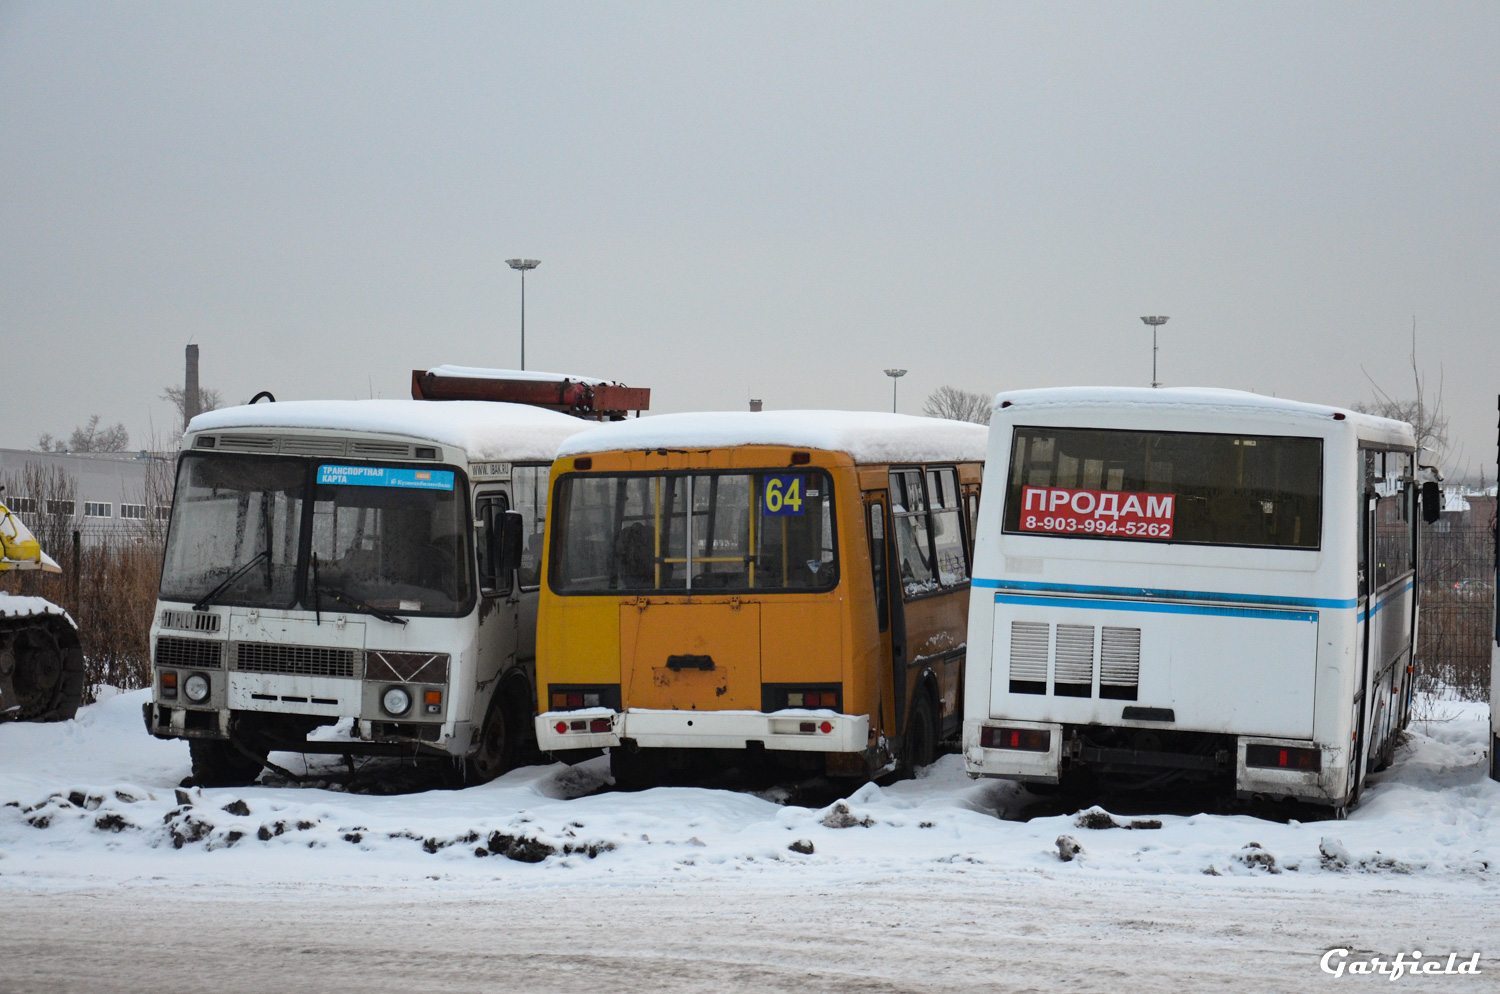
[884,368,907,413]
[1140,315,1169,388]
[506,258,540,370]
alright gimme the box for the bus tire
[903,692,938,773]
[189,738,266,788]
[465,689,519,784]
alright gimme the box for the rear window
[1002,427,1322,549]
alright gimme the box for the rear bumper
[964,718,1348,805]
[537,708,869,754]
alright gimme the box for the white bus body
[963,388,1420,811]
[144,398,590,785]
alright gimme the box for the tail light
[777,686,841,710]
[980,726,1050,752]
[1245,744,1321,772]
[554,718,613,735]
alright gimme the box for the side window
[927,467,970,586]
[867,501,889,632]
[1372,449,1414,588]
[476,491,509,595]
[512,465,548,589]
[890,469,937,598]
[965,492,980,554]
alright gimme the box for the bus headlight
[382,686,412,716]
[183,673,211,704]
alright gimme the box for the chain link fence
[1417,517,1497,701]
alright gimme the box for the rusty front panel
[901,588,968,722]
[591,384,652,412]
[620,601,761,710]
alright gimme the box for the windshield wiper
[310,580,408,627]
[192,551,271,611]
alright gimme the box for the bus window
[890,469,938,597]
[1371,449,1415,588]
[1003,427,1323,550]
[965,492,980,553]
[550,470,837,594]
[928,467,969,585]
[867,502,888,632]
[511,465,548,589]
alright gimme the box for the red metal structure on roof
[410,368,649,421]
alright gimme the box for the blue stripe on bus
[992,592,1319,623]
[1357,581,1414,623]
[973,578,1356,609]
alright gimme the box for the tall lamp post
[506,258,540,370]
[1140,315,1169,388]
[884,368,907,413]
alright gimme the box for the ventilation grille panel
[280,435,347,456]
[216,435,278,452]
[233,642,361,679]
[1007,621,1049,693]
[1100,626,1141,701]
[349,440,413,458]
[154,636,224,670]
[365,651,450,683]
[1053,624,1096,696]
[159,610,222,633]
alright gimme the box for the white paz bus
[963,387,1432,814]
[144,368,647,786]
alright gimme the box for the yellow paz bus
[533,410,988,784]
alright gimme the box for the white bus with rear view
[963,388,1429,813]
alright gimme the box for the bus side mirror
[1421,481,1442,524]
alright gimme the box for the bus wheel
[465,692,516,784]
[902,693,938,773]
[188,739,266,788]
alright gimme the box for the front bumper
[536,708,869,754]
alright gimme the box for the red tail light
[553,721,568,734]
[1245,744,1321,772]
[980,726,1051,752]
[589,718,611,733]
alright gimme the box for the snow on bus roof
[425,365,621,386]
[188,400,591,461]
[557,410,989,463]
[991,387,1415,443]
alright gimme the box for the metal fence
[1417,521,1496,701]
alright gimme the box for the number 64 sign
[763,475,805,516]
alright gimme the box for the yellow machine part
[0,503,60,573]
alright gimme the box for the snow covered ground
[1,689,1496,992]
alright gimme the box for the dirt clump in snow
[819,800,874,828]
[1074,807,1120,830]
[221,799,251,817]
[1235,842,1281,873]
[1056,835,1084,861]
[788,839,815,854]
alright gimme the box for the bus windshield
[160,453,472,615]
[160,454,306,609]
[550,470,837,593]
[1003,427,1323,549]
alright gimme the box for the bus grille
[154,636,225,670]
[232,642,362,679]
[1099,627,1141,700]
[1008,621,1049,694]
[159,610,222,633]
[1053,624,1095,696]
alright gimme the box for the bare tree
[161,384,223,429]
[66,414,130,453]
[35,433,66,452]
[922,385,993,425]
[1351,322,1449,464]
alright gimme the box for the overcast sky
[2,3,1496,477]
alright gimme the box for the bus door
[1352,487,1378,800]
[475,487,520,690]
[864,492,902,739]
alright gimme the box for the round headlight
[382,686,411,716]
[183,672,211,704]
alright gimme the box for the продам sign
[1019,486,1176,539]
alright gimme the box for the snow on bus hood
[557,411,988,464]
[187,400,592,463]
